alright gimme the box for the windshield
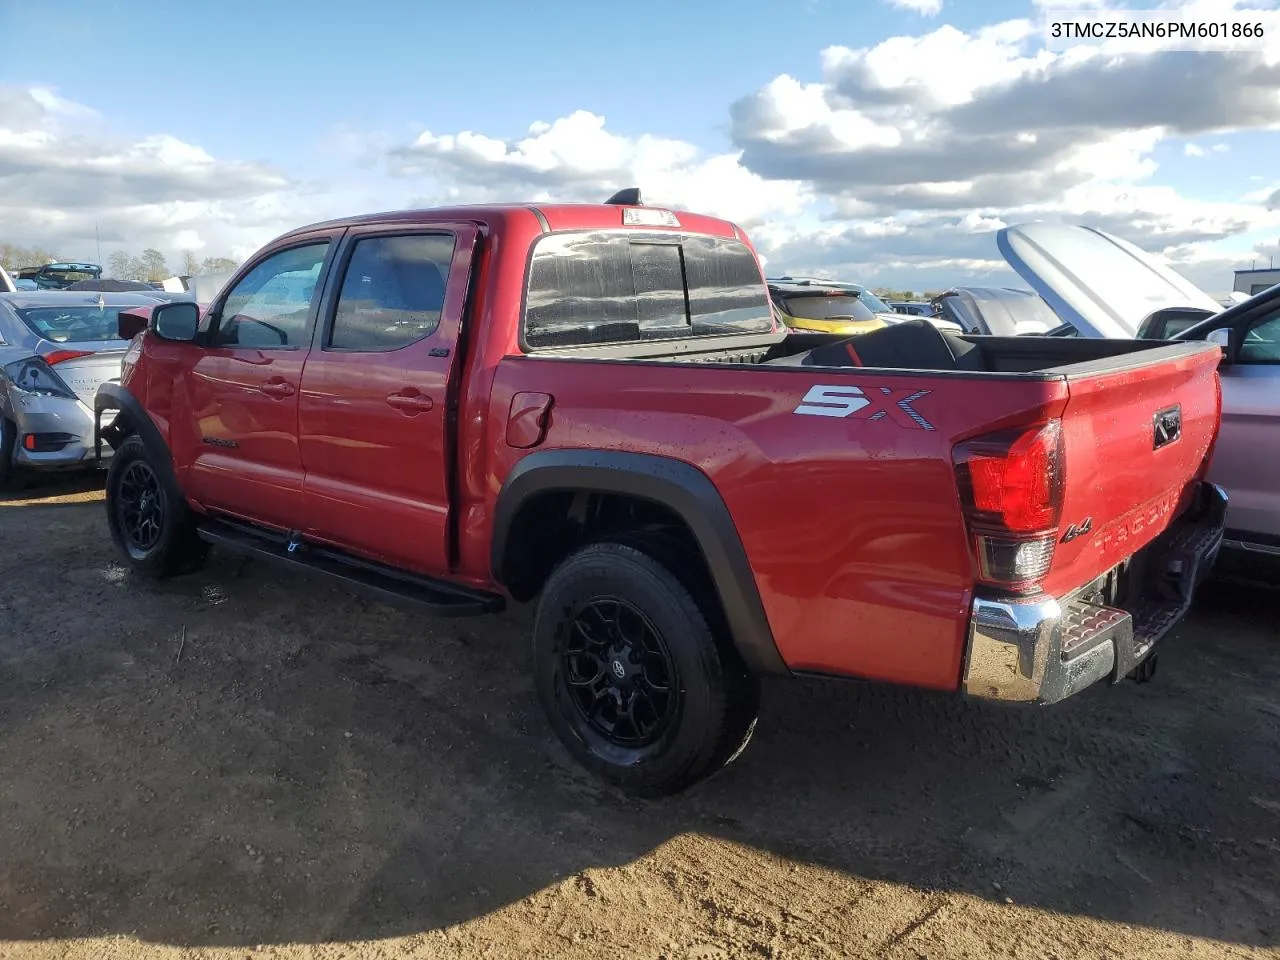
[779,293,877,322]
[855,289,892,313]
[17,305,128,343]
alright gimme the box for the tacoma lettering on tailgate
[1092,489,1180,553]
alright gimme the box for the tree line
[871,287,944,302]
[0,242,236,281]
[109,249,238,282]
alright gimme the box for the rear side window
[328,233,455,351]
[524,232,771,349]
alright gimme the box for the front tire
[533,541,760,797]
[105,433,208,578]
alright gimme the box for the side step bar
[198,516,504,618]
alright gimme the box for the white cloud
[1185,143,1206,156]
[882,0,943,15]
[389,109,811,228]
[0,85,318,269]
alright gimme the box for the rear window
[524,231,771,349]
[17,306,128,343]
[777,293,877,323]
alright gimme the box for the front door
[184,238,338,531]
[297,224,479,576]
[1209,304,1280,545]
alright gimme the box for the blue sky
[2,0,1279,291]
[5,0,1016,155]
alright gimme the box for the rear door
[296,223,480,576]
[183,235,339,531]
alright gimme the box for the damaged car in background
[768,276,962,335]
[929,286,1061,337]
[0,291,161,490]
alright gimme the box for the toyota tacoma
[95,191,1227,796]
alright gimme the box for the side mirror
[1206,327,1231,349]
[151,301,200,342]
[116,309,149,340]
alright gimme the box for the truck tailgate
[1045,342,1221,595]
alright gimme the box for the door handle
[259,380,296,398]
[385,391,434,414]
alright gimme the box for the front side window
[213,242,328,348]
[1239,309,1280,364]
[524,231,772,349]
[329,234,455,351]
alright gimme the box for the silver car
[0,291,162,490]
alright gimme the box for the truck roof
[273,200,744,246]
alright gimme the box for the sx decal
[792,384,935,431]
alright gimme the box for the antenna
[604,187,641,206]
[95,221,102,266]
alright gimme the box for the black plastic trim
[94,382,184,502]
[199,515,503,617]
[529,206,550,233]
[491,449,789,676]
[1222,527,1280,555]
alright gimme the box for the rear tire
[533,540,760,797]
[105,433,208,578]
[0,418,25,493]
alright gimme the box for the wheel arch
[95,383,183,503]
[491,449,788,676]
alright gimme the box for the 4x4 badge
[1061,517,1093,543]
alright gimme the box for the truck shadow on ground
[0,495,1277,949]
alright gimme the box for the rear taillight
[44,349,94,366]
[1,356,77,400]
[953,420,1065,592]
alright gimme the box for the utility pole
[95,222,102,266]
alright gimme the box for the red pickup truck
[95,192,1227,796]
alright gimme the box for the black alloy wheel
[115,459,165,558]
[562,596,678,748]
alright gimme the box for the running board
[197,517,504,618]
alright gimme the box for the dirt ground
[1,475,1278,960]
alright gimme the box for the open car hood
[997,222,1223,339]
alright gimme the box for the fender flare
[94,383,184,503]
[491,449,788,676]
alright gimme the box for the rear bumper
[962,482,1227,705]
[9,396,112,472]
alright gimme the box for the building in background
[1234,266,1280,296]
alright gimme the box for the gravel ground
[1,475,1278,959]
